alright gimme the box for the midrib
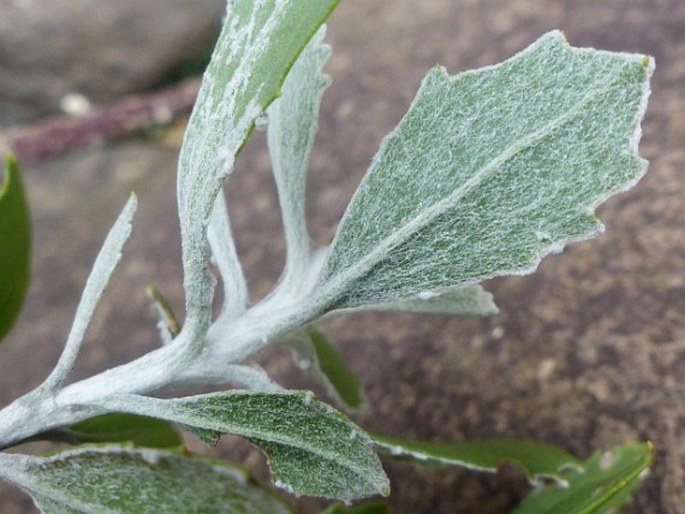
[322,71,622,303]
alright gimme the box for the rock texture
[0,0,224,124]
[0,1,683,513]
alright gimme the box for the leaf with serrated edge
[290,330,365,411]
[0,446,291,514]
[268,26,331,293]
[513,442,653,514]
[329,285,497,318]
[374,435,581,486]
[0,154,31,342]
[99,390,389,502]
[176,0,338,335]
[317,31,653,310]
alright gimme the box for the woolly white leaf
[42,194,137,391]
[211,364,283,392]
[176,0,338,342]
[268,26,331,293]
[208,191,248,319]
[99,391,389,502]
[318,31,653,311]
[0,446,290,514]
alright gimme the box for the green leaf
[322,500,393,514]
[64,414,183,449]
[291,330,366,411]
[176,0,338,331]
[330,285,498,318]
[0,446,292,514]
[100,390,389,502]
[513,442,654,514]
[0,154,31,342]
[318,31,653,310]
[268,26,331,292]
[374,435,581,485]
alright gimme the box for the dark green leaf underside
[322,500,393,514]
[374,435,580,483]
[309,330,365,409]
[66,413,183,449]
[513,442,653,514]
[0,154,31,342]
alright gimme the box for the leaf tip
[123,192,139,219]
[545,29,567,42]
[1,152,19,191]
[646,440,656,460]
[3,151,18,168]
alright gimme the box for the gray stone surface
[0,0,225,124]
[0,1,683,513]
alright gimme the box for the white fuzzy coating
[318,31,653,310]
[41,194,138,392]
[176,0,338,350]
[267,26,332,297]
[208,191,248,319]
[0,27,654,510]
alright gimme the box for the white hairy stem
[0,291,326,450]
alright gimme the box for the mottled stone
[0,0,224,124]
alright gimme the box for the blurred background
[0,1,683,512]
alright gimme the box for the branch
[0,78,201,163]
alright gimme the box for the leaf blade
[176,0,338,334]
[513,442,653,514]
[0,154,31,342]
[268,25,331,292]
[318,32,653,310]
[0,446,292,514]
[329,286,498,318]
[374,435,581,484]
[322,501,393,514]
[100,390,389,502]
[41,194,137,392]
[65,414,183,449]
[308,330,365,410]
[207,191,248,319]
[290,330,366,411]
